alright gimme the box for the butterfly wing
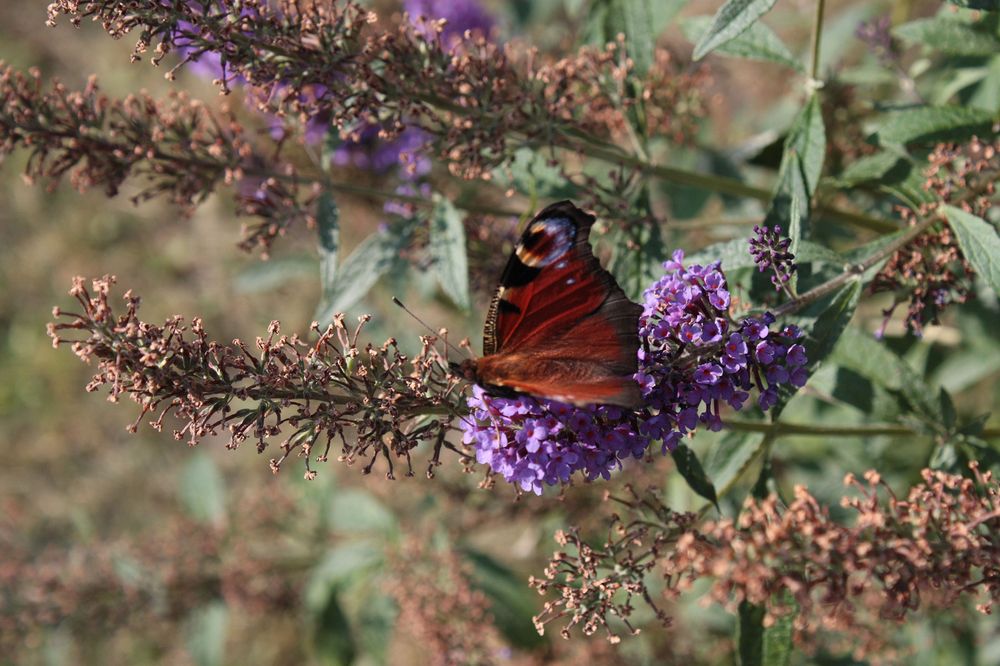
[476,201,642,407]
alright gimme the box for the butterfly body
[456,201,642,408]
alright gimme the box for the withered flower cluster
[0,64,309,253]
[533,464,1000,646]
[44,1,708,180]
[871,136,999,335]
[46,276,467,478]
[0,486,302,658]
[388,539,508,666]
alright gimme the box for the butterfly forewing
[475,201,643,408]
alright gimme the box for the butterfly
[454,200,643,408]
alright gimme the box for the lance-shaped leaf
[943,205,1000,295]
[672,443,719,509]
[693,0,779,61]
[682,15,800,70]
[894,15,1000,57]
[317,192,340,295]
[876,106,997,146]
[430,195,471,310]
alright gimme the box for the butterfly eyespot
[515,217,575,267]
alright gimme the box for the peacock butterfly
[455,201,643,408]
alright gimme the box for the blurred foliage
[2,0,999,665]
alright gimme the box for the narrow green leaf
[763,594,796,666]
[234,256,316,294]
[494,147,574,199]
[305,541,385,609]
[876,106,997,145]
[833,150,907,187]
[703,431,766,498]
[682,15,801,70]
[463,549,546,649]
[179,452,226,526]
[945,0,999,9]
[786,95,826,197]
[608,219,668,301]
[894,16,1000,57]
[943,205,1000,295]
[429,195,470,310]
[672,444,719,508]
[738,600,766,666]
[313,593,356,666]
[317,192,340,295]
[773,279,861,416]
[621,0,655,76]
[692,0,779,61]
[329,489,398,536]
[763,95,825,246]
[185,602,228,666]
[354,592,398,664]
[832,328,942,423]
[314,222,413,324]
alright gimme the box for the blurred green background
[3,1,999,664]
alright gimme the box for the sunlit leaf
[943,205,1000,295]
[876,106,997,145]
[682,15,800,70]
[429,195,470,310]
[179,452,226,526]
[185,602,228,666]
[693,0,779,61]
[894,16,1000,57]
[329,489,398,536]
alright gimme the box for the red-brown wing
[478,201,642,407]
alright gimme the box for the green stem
[809,0,828,83]
[557,135,898,233]
[724,419,1000,438]
[773,214,937,316]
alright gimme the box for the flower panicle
[462,250,809,494]
[748,224,798,293]
[47,276,467,479]
[532,463,1000,647]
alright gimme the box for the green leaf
[703,431,766,498]
[429,195,470,310]
[682,15,801,70]
[608,219,668,301]
[773,279,861,416]
[234,256,317,294]
[831,328,942,424]
[312,592,356,666]
[894,16,1000,57]
[305,541,385,609]
[671,444,719,508]
[738,600,765,666]
[354,592,397,664]
[621,0,655,76]
[185,602,228,666]
[463,549,546,649]
[179,452,226,526]
[317,192,340,296]
[692,0,779,61]
[314,222,413,324]
[763,95,825,246]
[762,603,795,666]
[943,205,1000,295]
[494,147,574,199]
[945,0,999,9]
[833,150,907,187]
[329,489,398,536]
[876,106,997,145]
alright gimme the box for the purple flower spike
[749,225,798,293]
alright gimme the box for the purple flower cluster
[461,250,810,494]
[332,124,431,176]
[405,0,496,49]
[637,250,808,433]
[462,387,648,495]
[749,225,797,292]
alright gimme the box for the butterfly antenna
[392,297,469,359]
